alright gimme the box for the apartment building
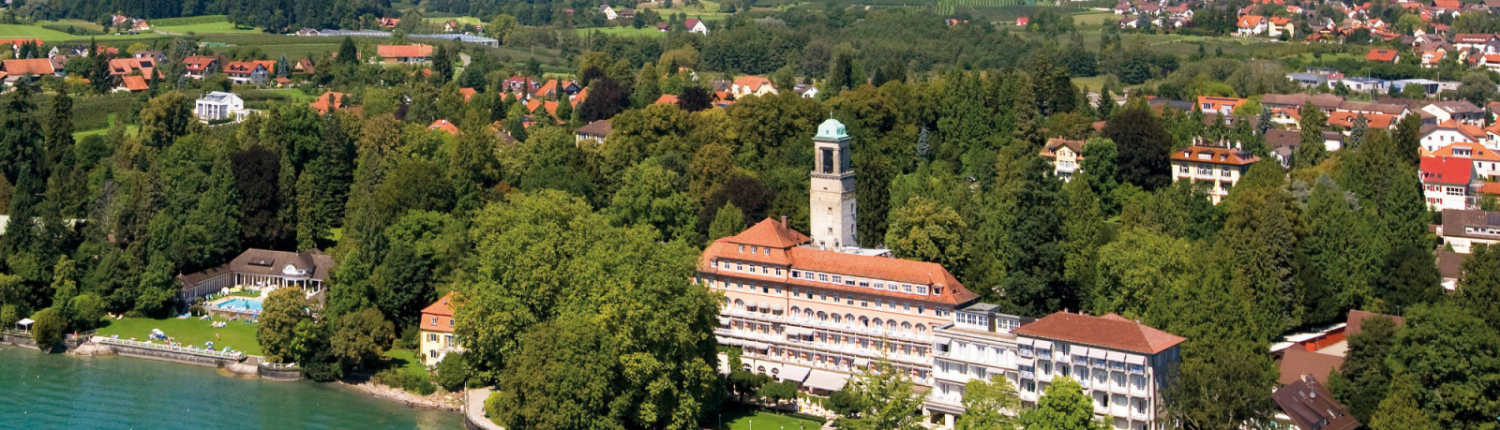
[1169,139,1261,204]
[924,303,1031,428]
[1421,156,1478,211]
[1440,209,1500,253]
[1012,312,1185,430]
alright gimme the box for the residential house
[47,44,87,57]
[429,119,460,135]
[1454,33,1500,54]
[600,4,619,20]
[1272,376,1361,430]
[224,61,269,86]
[295,58,315,75]
[0,57,65,79]
[685,18,709,34]
[195,92,245,121]
[183,55,220,79]
[378,17,401,28]
[923,304,1031,429]
[655,94,679,105]
[117,75,149,92]
[1170,138,1261,204]
[1421,156,1478,210]
[1423,101,1486,126]
[618,8,635,19]
[1420,48,1447,68]
[1260,93,1342,113]
[1478,54,1500,72]
[1268,16,1294,37]
[1011,312,1185,430]
[1438,250,1467,291]
[107,57,157,81]
[1197,96,1246,115]
[575,119,611,144]
[1287,72,1332,88]
[732,75,778,97]
[1237,15,1267,36]
[1327,111,1396,134]
[794,83,819,99]
[1419,120,1487,153]
[376,44,433,64]
[419,293,462,366]
[1430,142,1500,181]
[1264,129,1300,168]
[310,92,349,114]
[1366,48,1400,63]
[1039,137,1087,181]
[1440,209,1500,252]
[1113,2,1134,14]
[535,79,582,99]
[176,248,334,300]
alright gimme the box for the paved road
[465,388,504,430]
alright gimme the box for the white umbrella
[17,318,34,333]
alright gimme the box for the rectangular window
[916,286,929,295]
[873,282,883,290]
[431,317,438,326]
[764,248,770,256]
[845,279,856,286]
[736,263,744,271]
[845,295,854,305]
[902,284,913,293]
[832,275,842,284]
[859,281,870,288]
[791,270,801,278]
[819,274,829,282]
[738,245,744,252]
[917,305,925,314]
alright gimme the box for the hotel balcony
[1093,402,1109,416]
[1131,408,1151,422]
[1112,404,1130,418]
[1130,384,1149,398]
[1037,371,1053,383]
[1019,390,1039,403]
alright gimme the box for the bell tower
[810,118,857,249]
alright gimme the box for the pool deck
[205,292,267,319]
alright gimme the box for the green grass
[152,15,234,26]
[155,21,263,35]
[379,349,429,376]
[577,26,668,37]
[229,290,262,298]
[706,403,824,430]
[1072,76,1110,92]
[423,16,484,25]
[640,0,730,18]
[96,316,264,357]
[72,114,140,141]
[1073,11,1121,27]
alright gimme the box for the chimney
[781,215,788,227]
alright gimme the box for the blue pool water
[220,298,264,312]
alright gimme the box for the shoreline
[51,341,464,413]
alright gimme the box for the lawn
[154,21,263,35]
[706,403,824,430]
[424,16,484,25]
[379,349,429,376]
[639,0,731,19]
[73,114,140,141]
[95,316,264,358]
[1072,75,1110,92]
[577,26,668,37]
[0,23,161,41]
[1072,11,1121,27]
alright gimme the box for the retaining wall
[259,367,304,381]
[104,341,240,368]
[1,332,40,350]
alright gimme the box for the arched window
[902,321,913,334]
[832,314,842,324]
[871,318,883,330]
[806,309,815,321]
[818,311,828,322]
[845,314,856,325]
[734,299,744,310]
[791,306,801,318]
[860,316,870,327]
[916,324,927,337]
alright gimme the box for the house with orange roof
[183,55,221,79]
[1366,48,1400,63]
[654,93,679,105]
[1420,48,1446,68]
[1268,16,1294,37]
[535,79,582,98]
[1431,142,1500,181]
[1420,120,1488,153]
[1455,33,1500,54]
[116,75,150,92]
[525,99,561,116]
[225,61,269,86]
[310,92,349,114]
[1197,96,1247,115]
[731,75,777,97]
[419,292,462,366]
[459,87,476,102]
[1328,111,1396,131]
[0,58,64,79]
[107,57,157,80]
[376,44,433,64]
[1039,137,1087,182]
[1237,15,1267,36]
[429,119,460,135]
[253,60,277,76]
[1170,137,1262,203]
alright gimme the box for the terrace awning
[935,337,951,347]
[803,370,850,391]
[1090,348,1109,360]
[1126,355,1147,365]
[780,365,812,383]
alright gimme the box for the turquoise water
[0,347,463,429]
[220,298,264,311]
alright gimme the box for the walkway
[464,388,504,430]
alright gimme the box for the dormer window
[738,245,744,252]
[764,248,770,256]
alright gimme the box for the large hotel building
[697,119,1185,430]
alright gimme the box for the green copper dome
[815,118,847,140]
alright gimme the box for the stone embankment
[339,380,463,411]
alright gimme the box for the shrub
[377,368,436,396]
[30,307,68,351]
[434,353,469,392]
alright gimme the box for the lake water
[0,347,463,429]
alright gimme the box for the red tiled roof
[429,119,460,135]
[699,218,978,306]
[655,94,679,104]
[734,75,773,92]
[120,75,149,92]
[1421,156,1473,185]
[377,44,433,59]
[310,92,347,114]
[1238,15,1265,27]
[1171,145,1261,166]
[224,61,262,75]
[1328,111,1395,129]
[1367,48,1399,62]
[183,55,218,71]
[1012,312,1187,354]
[1431,142,1500,161]
[1346,310,1404,337]
[420,292,456,333]
[1040,137,1086,159]
[1278,348,1344,385]
[1,58,55,76]
[107,57,157,78]
[459,87,476,102]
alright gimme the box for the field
[424,16,484,25]
[1073,11,1121,27]
[155,21,263,35]
[705,403,824,430]
[638,0,731,20]
[72,115,140,141]
[577,26,668,37]
[96,316,264,358]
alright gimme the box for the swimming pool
[218,298,264,312]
